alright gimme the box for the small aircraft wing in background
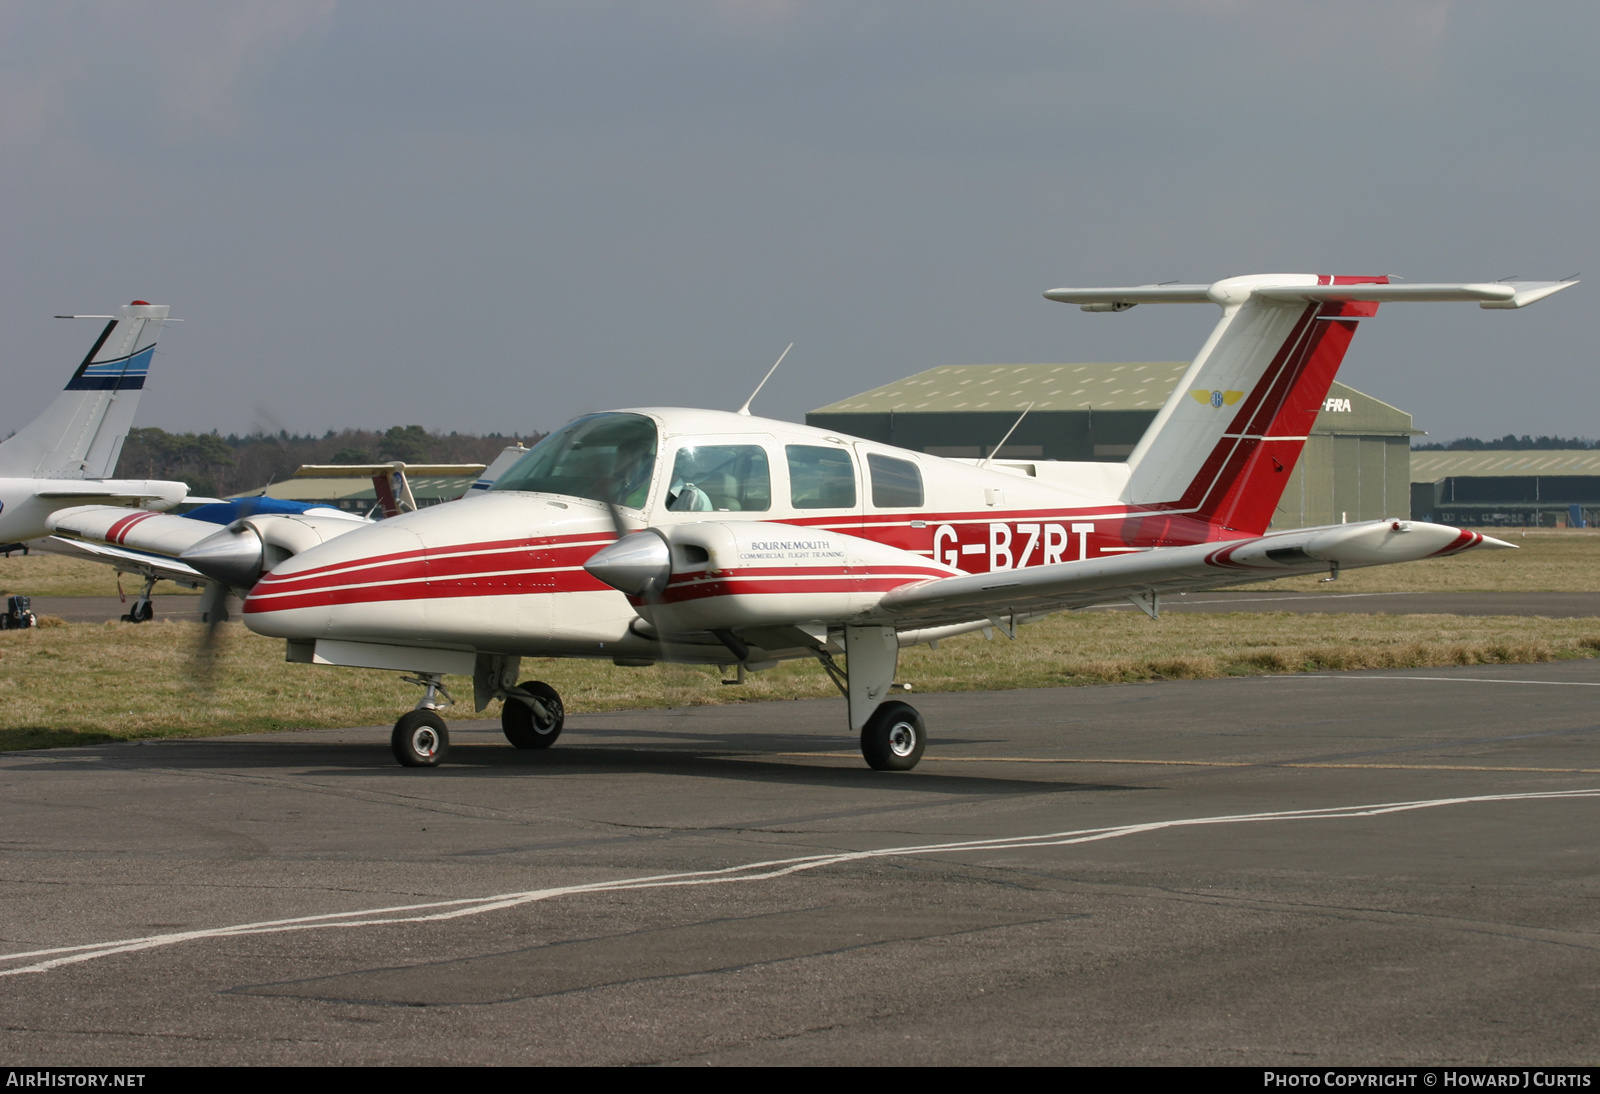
[42,498,370,621]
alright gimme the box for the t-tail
[0,301,169,480]
[1045,274,1578,537]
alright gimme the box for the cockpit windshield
[489,412,658,508]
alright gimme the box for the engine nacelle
[585,520,956,634]
[181,512,370,589]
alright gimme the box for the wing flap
[35,535,203,583]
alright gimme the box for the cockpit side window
[867,453,924,508]
[489,413,658,508]
[666,445,771,512]
[786,445,857,510]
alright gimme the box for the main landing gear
[822,625,927,772]
[501,680,564,748]
[860,701,925,771]
[120,576,157,623]
[389,668,566,767]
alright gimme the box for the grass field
[3,609,1597,752]
[0,553,200,598]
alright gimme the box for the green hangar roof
[810,363,1415,436]
[811,362,1189,413]
[1410,450,1600,481]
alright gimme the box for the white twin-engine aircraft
[47,273,1575,769]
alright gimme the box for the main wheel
[860,701,925,771]
[392,709,450,767]
[122,600,153,623]
[502,680,564,749]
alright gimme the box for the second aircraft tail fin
[0,301,169,480]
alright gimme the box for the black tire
[502,680,564,749]
[123,601,153,624]
[860,700,925,771]
[392,709,450,767]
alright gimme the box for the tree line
[1414,434,1600,452]
[114,425,545,498]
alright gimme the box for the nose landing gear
[392,709,449,767]
[391,672,455,768]
[389,671,568,767]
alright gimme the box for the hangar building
[1410,450,1600,528]
[807,362,1418,530]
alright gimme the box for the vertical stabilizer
[1121,276,1381,534]
[1045,273,1573,536]
[0,301,169,479]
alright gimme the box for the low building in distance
[808,362,1417,530]
[1411,450,1600,528]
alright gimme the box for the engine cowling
[585,520,957,633]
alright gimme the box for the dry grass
[3,610,1597,751]
[0,553,200,598]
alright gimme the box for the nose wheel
[392,709,449,767]
[860,700,925,771]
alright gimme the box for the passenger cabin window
[666,445,771,512]
[868,453,924,508]
[786,445,857,509]
[490,412,658,509]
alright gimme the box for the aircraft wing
[35,534,205,585]
[876,520,1510,629]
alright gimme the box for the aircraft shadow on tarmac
[27,736,1146,797]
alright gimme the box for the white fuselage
[239,407,1194,660]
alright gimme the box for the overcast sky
[1,1,1593,443]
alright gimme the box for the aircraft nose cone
[179,521,265,588]
[583,530,670,596]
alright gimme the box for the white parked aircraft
[0,302,196,619]
[45,273,1576,768]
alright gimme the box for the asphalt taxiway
[4,658,1599,1065]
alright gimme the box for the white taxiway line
[1302,675,1600,687]
[2,788,1595,978]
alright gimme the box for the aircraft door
[855,445,926,553]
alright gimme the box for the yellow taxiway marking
[774,753,1600,774]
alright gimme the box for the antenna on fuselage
[736,343,794,416]
[978,402,1034,468]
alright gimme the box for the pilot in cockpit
[666,478,713,511]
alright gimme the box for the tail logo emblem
[1192,389,1243,408]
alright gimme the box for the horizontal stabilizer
[1045,276,1577,311]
